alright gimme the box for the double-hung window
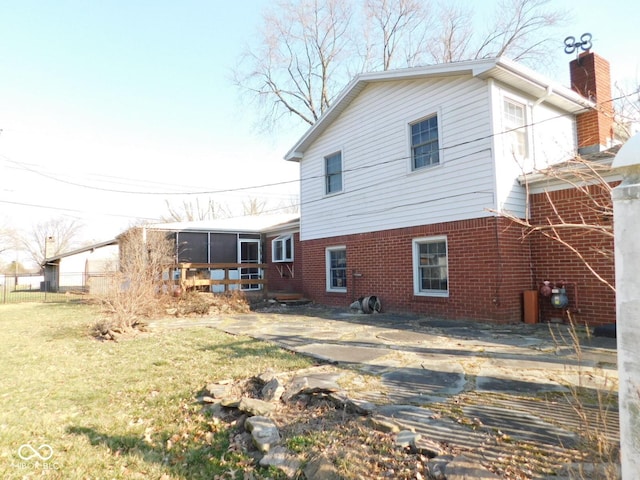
[326,246,347,292]
[411,115,440,170]
[325,152,343,194]
[503,99,527,159]
[413,236,448,296]
[272,234,293,262]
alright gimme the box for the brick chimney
[570,51,614,154]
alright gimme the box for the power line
[0,92,627,223]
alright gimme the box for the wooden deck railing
[169,263,267,292]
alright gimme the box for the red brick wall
[300,217,533,323]
[528,184,616,325]
[265,232,304,294]
[570,51,613,150]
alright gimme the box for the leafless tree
[364,0,432,70]
[473,0,565,61]
[242,197,268,216]
[93,227,175,336]
[234,0,357,128]
[161,198,231,222]
[19,217,83,267]
[497,156,615,291]
[235,0,566,128]
[0,221,17,255]
[613,82,640,141]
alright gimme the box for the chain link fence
[0,273,111,304]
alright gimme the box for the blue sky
[1,0,638,257]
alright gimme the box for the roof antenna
[564,33,592,59]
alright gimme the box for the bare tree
[473,0,566,61]
[425,2,474,63]
[613,82,640,141]
[161,198,231,222]
[20,217,83,267]
[0,222,17,255]
[94,227,175,336]
[234,0,356,128]
[364,0,432,70]
[242,197,268,216]
[235,0,567,128]
[497,156,615,291]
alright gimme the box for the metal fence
[0,273,111,304]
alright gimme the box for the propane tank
[550,287,569,309]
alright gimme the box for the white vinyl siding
[299,75,495,241]
[490,82,577,218]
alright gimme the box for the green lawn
[0,303,311,479]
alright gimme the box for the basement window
[272,234,294,262]
[413,236,449,297]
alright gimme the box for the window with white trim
[326,246,347,292]
[325,151,343,194]
[503,99,527,159]
[272,234,293,262]
[411,115,440,170]
[413,236,448,296]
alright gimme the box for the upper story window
[413,236,448,297]
[503,99,527,159]
[272,234,293,262]
[411,115,440,170]
[325,151,343,194]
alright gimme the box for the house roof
[518,145,622,193]
[146,213,300,234]
[44,239,118,263]
[284,57,594,161]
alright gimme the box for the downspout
[531,86,553,170]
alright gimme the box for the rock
[262,378,285,402]
[258,369,279,383]
[413,437,445,458]
[238,397,277,416]
[198,395,218,404]
[445,455,501,479]
[220,397,240,408]
[369,415,401,433]
[205,382,232,399]
[259,445,301,478]
[245,416,281,453]
[304,453,342,480]
[282,373,342,402]
[395,430,421,449]
[282,376,309,402]
[425,455,454,480]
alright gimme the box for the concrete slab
[462,404,578,448]
[374,405,489,447]
[381,364,467,400]
[294,343,390,364]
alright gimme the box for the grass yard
[0,302,312,479]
